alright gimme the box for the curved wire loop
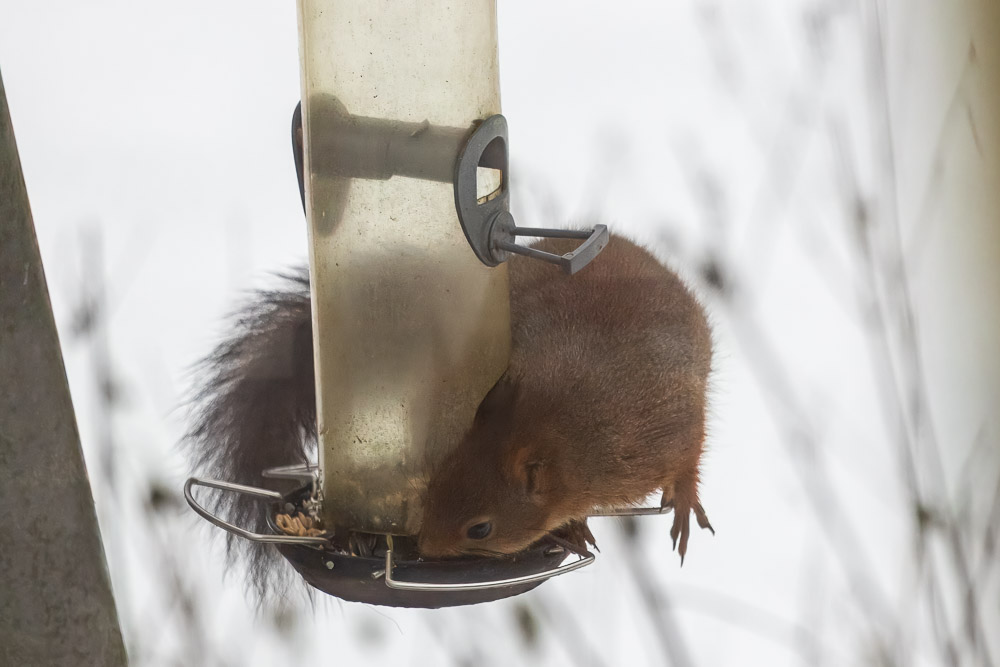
[183,477,329,546]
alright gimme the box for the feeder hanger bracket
[292,103,608,275]
[454,115,608,275]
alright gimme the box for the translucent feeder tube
[296,0,509,535]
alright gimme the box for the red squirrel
[418,235,713,561]
[187,234,712,595]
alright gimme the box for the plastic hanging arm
[453,115,609,274]
[495,224,610,275]
[184,477,329,546]
[382,536,595,592]
[510,228,591,239]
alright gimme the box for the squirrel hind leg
[663,477,713,566]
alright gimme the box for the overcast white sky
[1,1,997,665]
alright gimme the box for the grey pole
[0,68,128,666]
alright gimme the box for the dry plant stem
[977,480,1000,587]
[859,5,995,664]
[918,546,961,667]
[75,234,240,667]
[856,212,991,667]
[76,229,140,649]
[670,584,850,665]
[828,119,954,667]
[531,594,611,667]
[155,510,241,667]
[618,524,693,667]
[725,304,897,633]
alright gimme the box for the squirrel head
[417,378,566,558]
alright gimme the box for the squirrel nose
[416,531,449,558]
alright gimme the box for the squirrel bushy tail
[185,268,315,601]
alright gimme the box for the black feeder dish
[184,472,599,608]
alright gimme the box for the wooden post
[0,68,128,666]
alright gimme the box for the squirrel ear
[474,376,518,427]
[510,447,547,500]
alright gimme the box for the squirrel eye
[466,521,493,540]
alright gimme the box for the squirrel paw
[551,518,599,553]
[663,487,714,566]
[668,503,714,565]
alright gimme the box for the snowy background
[1,1,998,665]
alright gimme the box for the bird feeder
[185,0,652,608]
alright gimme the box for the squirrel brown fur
[418,235,714,561]
[186,234,713,598]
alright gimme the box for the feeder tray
[185,473,596,608]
